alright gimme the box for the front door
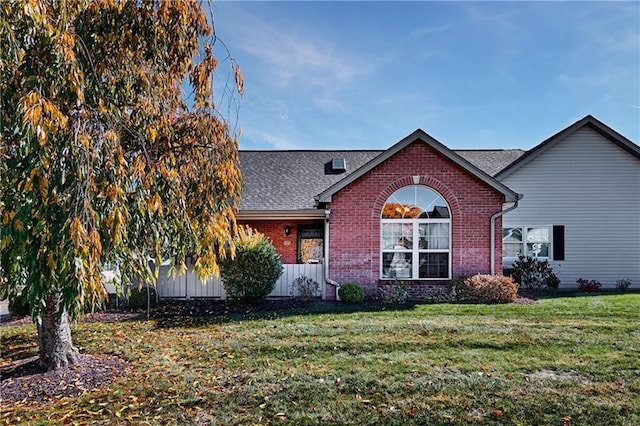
[298,226,324,264]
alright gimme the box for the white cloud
[258,132,299,150]
[231,12,372,91]
[411,24,450,38]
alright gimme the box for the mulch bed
[1,311,138,409]
[152,298,322,317]
[1,354,130,409]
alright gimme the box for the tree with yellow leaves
[0,0,243,370]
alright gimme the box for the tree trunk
[37,293,80,370]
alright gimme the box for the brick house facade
[324,141,506,297]
[239,129,520,300]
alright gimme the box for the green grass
[2,294,639,425]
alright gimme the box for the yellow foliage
[14,219,24,232]
[70,217,85,248]
[2,211,15,226]
[2,0,243,324]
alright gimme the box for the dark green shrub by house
[510,255,560,291]
[339,283,364,303]
[220,227,283,302]
[455,274,518,304]
[128,286,158,310]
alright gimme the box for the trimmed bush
[615,278,632,291]
[510,256,560,291]
[455,274,518,304]
[128,286,158,310]
[338,283,364,303]
[220,227,283,302]
[577,278,601,292]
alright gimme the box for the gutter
[323,209,341,301]
[490,194,523,275]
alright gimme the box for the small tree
[220,227,283,302]
[1,1,243,370]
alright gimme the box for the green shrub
[338,283,364,303]
[577,278,601,292]
[220,227,283,302]
[615,278,632,291]
[424,287,458,304]
[382,282,409,304]
[128,286,158,310]
[510,256,560,291]
[455,274,518,304]
[292,275,320,301]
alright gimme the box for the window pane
[382,186,449,219]
[527,227,550,243]
[502,228,522,243]
[299,238,323,264]
[503,242,522,258]
[419,223,450,249]
[527,242,549,257]
[382,223,413,249]
[418,253,448,278]
[416,187,449,218]
[382,252,413,278]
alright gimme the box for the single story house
[156,115,638,300]
[238,131,525,300]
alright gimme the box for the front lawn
[2,294,639,425]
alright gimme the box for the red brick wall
[239,220,322,264]
[327,141,504,297]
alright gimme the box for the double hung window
[502,226,552,260]
[381,186,451,279]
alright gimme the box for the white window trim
[502,225,553,262]
[380,218,451,280]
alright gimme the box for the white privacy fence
[155,263,324,300]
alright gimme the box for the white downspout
[323,209,341,300]
[490,195,522,275]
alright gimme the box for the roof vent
[325,157,347,174]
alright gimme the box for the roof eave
[496,115,640,180]
[237,209,325,221]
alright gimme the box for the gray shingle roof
[238,150,381,210]
[238,148,525,211]
[456,149,526,177]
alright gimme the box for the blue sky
[210,1,639,151]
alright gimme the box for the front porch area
[155,263,325,300]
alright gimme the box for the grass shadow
[152,299,418,329]
[0,333,38,363]
[531,289,639,300]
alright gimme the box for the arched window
[381,186,451,279]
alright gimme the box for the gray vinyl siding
[499,128,640,289]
